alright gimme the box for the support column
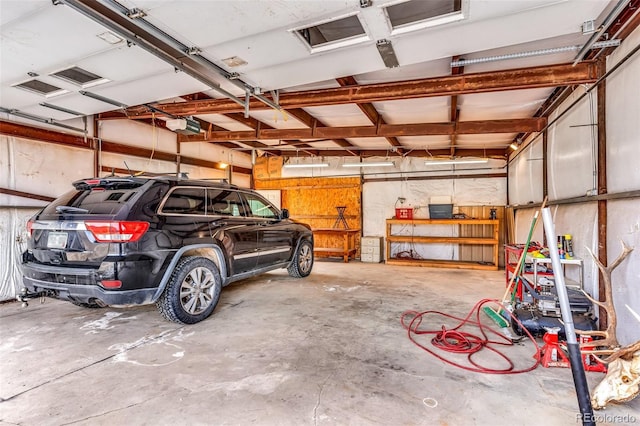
[596,57,608,330]
[93,115,100,176]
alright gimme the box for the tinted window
[207,189,246,217]
[161,188,206,215]
[243,193,278,219]
[41,187,141,216]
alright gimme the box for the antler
[577,240,633,357]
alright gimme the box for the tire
[287,239,314,278]
[71,300,105,309]
[156,256,222,324]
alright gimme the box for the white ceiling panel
[0,1,50,26]
[195,114,253,131]
[373,98,450,124]
[86,71,210,110]
[0,4,121,81]
[459,88,552,120]
[130,0,356,47]
[69,45,174,83]
[355,57,452,84]
[456,134,517,147]
[396,135,452,149]
[302,104,376,126]
[249,110,307,129]
[344,137,394,150]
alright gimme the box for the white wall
[508,134,544,206]
[603,23,640,345]
[281,155,507,261]
[507,24,640,344]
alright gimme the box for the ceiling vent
[51,66,109,88]
[386,0,465,35]
[293,13,369,53]
[13,79,68,97]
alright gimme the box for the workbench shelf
[386,218,499,270]
[312,228,360,263]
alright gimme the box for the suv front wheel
[157,256,222,324]
[287,239,314,278]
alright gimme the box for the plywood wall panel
[458,205,506,267]
[255,177,362,258]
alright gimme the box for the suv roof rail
[198,178,229,184]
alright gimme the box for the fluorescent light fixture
[425,158,489,166]
[283,163,329,169]
[342,161,395,168]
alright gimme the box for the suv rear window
[41,186,143,216]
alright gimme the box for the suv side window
[242,192,279,219]
[160,188,206,215]
[207,189,246,217]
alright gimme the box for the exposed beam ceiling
[103,62,598,119]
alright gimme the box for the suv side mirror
[280,209,290,220]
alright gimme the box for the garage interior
[1,0,639,424]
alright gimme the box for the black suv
[21,176,314,324]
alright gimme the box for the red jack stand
[579,335,608,373]
[539,327,570,368]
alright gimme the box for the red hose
[401,299,541,374]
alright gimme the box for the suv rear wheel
[287,239,313,278]
[156,256,222,324]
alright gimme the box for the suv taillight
[85,221,149,243]
[27,219,34,237]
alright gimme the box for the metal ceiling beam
[104,61,599,119]
[270,148,507,158]
[177,118,545,142]
[336,76,404,154]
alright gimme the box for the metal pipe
[541,207,595,426]
[451,40,620,67]
[573,0,630,65]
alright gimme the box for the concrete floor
[1,261,638,426]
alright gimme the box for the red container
[395,208,413,220]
